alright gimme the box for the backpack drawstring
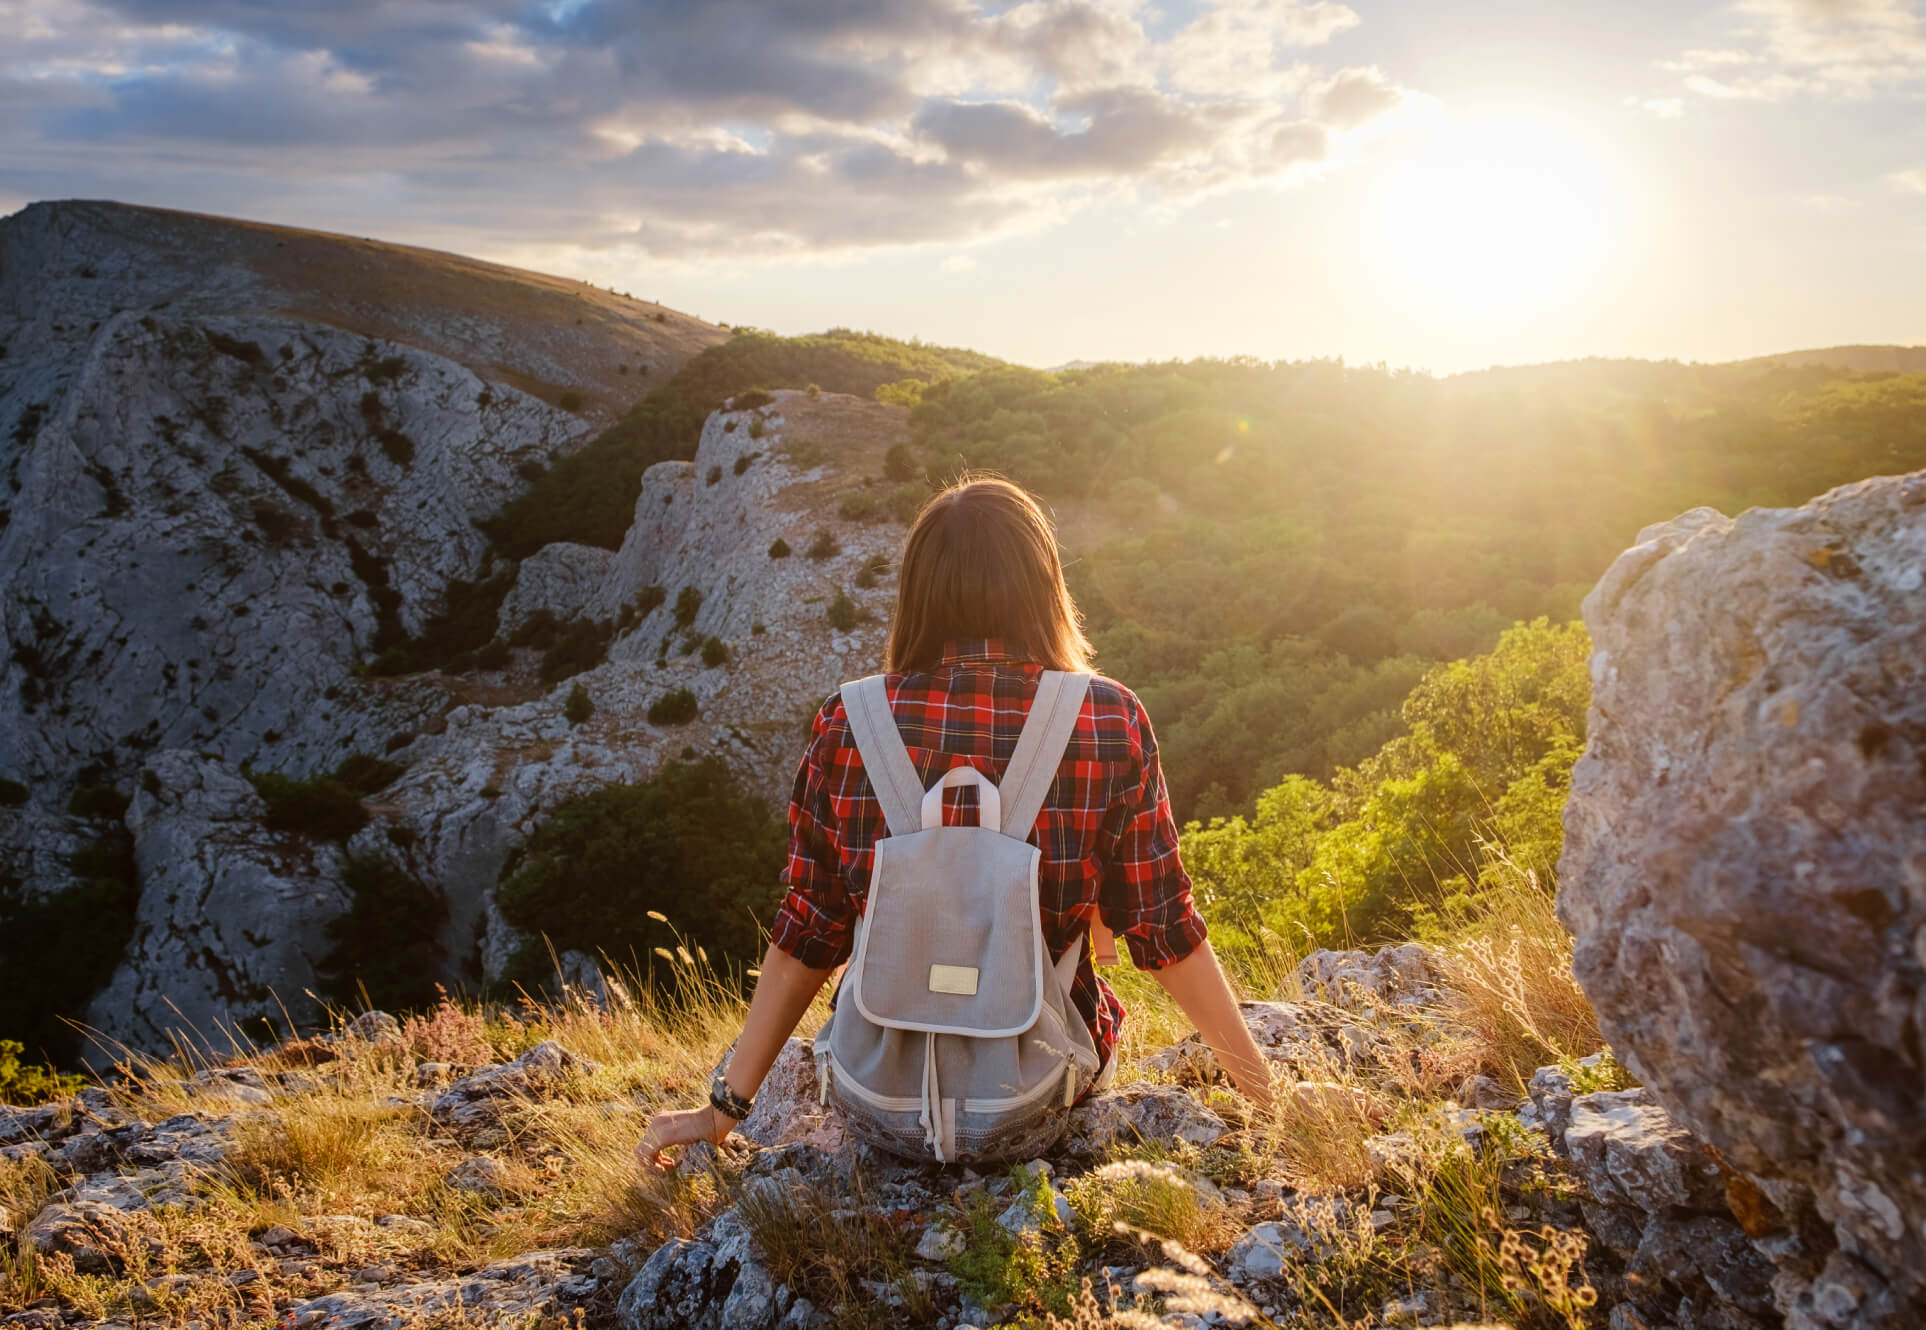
[920,1032,954,1163]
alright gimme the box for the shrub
[565,682,594,726]
[619,584,667,632]
[751,622,766,636]
[806,528,840,561]
[365,354,408,385]
[334,753,406,795]
[509,610,563,650]
[317,854,445,1011]
[883,442,919,482]
[747,417,767,439]
[706,465,722,485]
[854,555,890,590]
[731,388,776,411]
[837,489,879,521]
[673,586,703,629]
[826,589,860,631]
[367,646,414,676]
[0,1039,84,1105]
[558,390,585,412]
[496,756,784,975]
[804,383,822,399]
[251,498,306,546]
[733,453,755,475]
[66,783,129,821]
[648,687,700,726]
[376,427,416,466]
[539,618,615,685]
[246,770,368,842]
[516,459,548,483]
[205,328,266,367]
[476,638,511,670]
[0,778,27,807]
[0,828,138,1064]
[701,636,729,668]
[768,538,791,559]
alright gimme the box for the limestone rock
[1224,1198,1353,1285]
[0,1100,75,1145]
[82,751,350,1056]
[497,543,615,637]
[1295,943,1442,1012]
[1060,1085,1230,1157]
[284,1248,596,1329]
[431,1040,598,1146]
[24,1197,129,1274]
[735,1037,846,1154]
[446,1155,515,1199]
[1559,469,1926,1324]
[1564,1088,1726,1213]
[617,1209,783,1330]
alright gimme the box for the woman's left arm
[634,942,835,1169]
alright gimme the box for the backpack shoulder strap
[998,670,1092,844]
[839,675,925,838]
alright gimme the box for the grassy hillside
[485,328,999,556]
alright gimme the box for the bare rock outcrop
[1559,468,1926,1328]
[83,750,349,1052]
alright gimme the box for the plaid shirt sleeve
[768,693,859,970]
[1096,686,1209,970]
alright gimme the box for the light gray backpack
[813,669,1104,1164]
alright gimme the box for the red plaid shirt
[769,637,1208,1069]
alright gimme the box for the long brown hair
[886,475,1095,673]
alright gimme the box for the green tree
[318,855,446,1012]
[496,757,785,977]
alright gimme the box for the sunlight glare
[1370,114,1618,330]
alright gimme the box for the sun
[1368,114,1619,332]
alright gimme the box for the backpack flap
[847,826,1047,1037]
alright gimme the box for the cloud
[1305,66,1408,129]
[1654,0,1926,102]
[0,0,1422,258]
[1891,167,1926,193]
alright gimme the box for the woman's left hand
[634,1105,737,1172]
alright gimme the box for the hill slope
[0,200,727,413]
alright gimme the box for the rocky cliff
[0,202,913,1056]
[1560,467,1926,1329]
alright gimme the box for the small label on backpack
[928,964,980,996]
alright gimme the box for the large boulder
[1559,469,1926,1328]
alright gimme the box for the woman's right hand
[634,1105,736,1172]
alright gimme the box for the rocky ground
[0,937,1788,1330]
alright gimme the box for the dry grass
[2,873,1614,1330]
[1430,863,1604,1090]
[732,1167,931,1330]
[1065,1160,1236,1255]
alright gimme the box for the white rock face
[1,205,915,1057]
[379,392,904,977]
[84,751,350,1055]
[498,543,616,636]
[0,310,581,789]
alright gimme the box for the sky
[2,0,1923,373]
